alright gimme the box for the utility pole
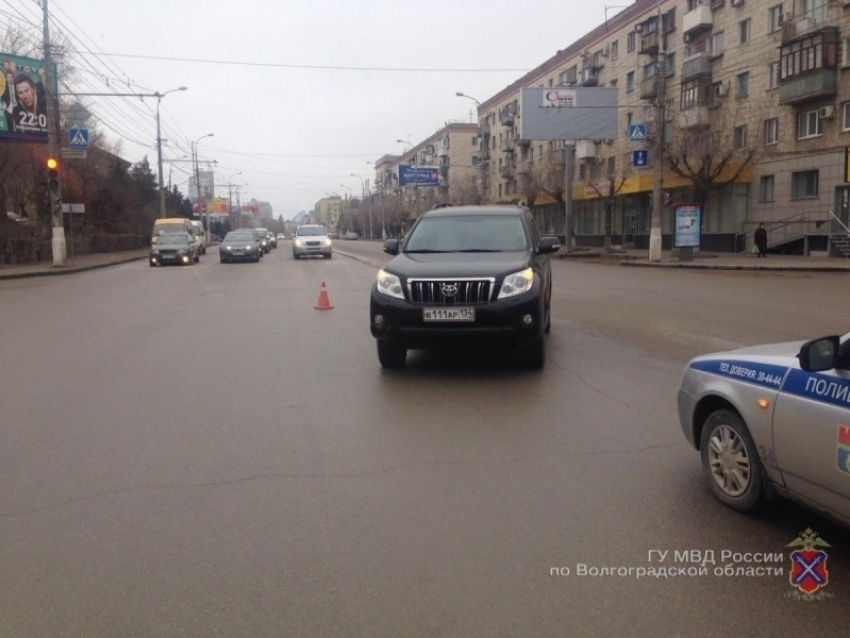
[649,2,666,262]
[43,0,66,266]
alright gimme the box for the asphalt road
[1,241,849,637]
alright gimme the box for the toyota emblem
[441,283,458,297]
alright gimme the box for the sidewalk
[555,247,850,272]
[0,249,150,280]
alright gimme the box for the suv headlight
[321,238,331,246]
[498,268,534,299]
[376,269,404,299]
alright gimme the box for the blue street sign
[633,150,649,167]
[68,127,89,150]
[628,124,646,141]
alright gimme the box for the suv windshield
[297,227,327,236]
[404,215,528,253]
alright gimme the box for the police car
[678,332,850,526]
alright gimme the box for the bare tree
[662,100,764,208]
[584,158,632,251]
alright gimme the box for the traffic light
[46,157,62,216]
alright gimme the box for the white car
[678,332,850,526]
[292,225,332,259]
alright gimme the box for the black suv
[370,205,560,369]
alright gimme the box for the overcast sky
[8,0,630,219]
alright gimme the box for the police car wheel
[699,409,765,512]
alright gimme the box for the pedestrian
[754,223,768,258]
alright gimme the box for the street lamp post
[156,86,187,218]
[227,171,242,231]
[366,161,387,240]
[192,133,214,242]
[233,183,248,228]
[351,173,373,239]
[397,139,418,222]
[455,91,481,123]
[339,184,353,233]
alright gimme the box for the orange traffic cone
[314,281,334,310]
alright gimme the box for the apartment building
[373,122,480,233]
[314,195,344,231]
[476,0,850,255]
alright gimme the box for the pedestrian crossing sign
[68,128,89,150]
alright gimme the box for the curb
[0,254,148,281]
[333,249,386,270]
[619,261,850,272]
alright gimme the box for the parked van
[190,220,207,255]
[151,218,192,246]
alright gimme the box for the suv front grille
[408,279,494,305]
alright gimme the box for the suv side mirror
[798,336,840,372]
[383,239,400,255]
[538,236,561,254]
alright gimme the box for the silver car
[678,333,850,526]
[292,224,332,259]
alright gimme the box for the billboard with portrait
[0,53,58,143]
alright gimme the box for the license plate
[162,255,175,260]
[233,250,244,255]
[423,307,475,322]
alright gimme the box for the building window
[843,102,850,131]
[472,136,477,145]
[498,184,502,197]
[767,62,780,89]
[687,0,699,10]
[797,110,823,138]
[791,170,819,198]
[627,32,636,52]
[733,125,748,149]
[626,71,635,93]
[736,72,749,98]
[739,19,751,45]
[626,112,632,128]
[759,175,775,202]
[710,31,725,57]
[607,156,616,174]
[768,5,783,33]
[665,53,675,77]
[643,62,658,80]
[611,40,619,59]
[548,78,554,87]
[567,65,577,84]
[609,79,618,88]
[781,33,839,80]
[590,161,600,180]
[764,118,779,144]
[579,164,587,180]
[559,70,569,86]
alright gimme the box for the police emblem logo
[787,528,831,595]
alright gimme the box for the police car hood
[692,340,805,366]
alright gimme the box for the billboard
[241,203,259,215]
[0,53,58,143]
[674,204,701,248]
[520,87,618,141]
[398,165,440,187]
[207,198,229,214]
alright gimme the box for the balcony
[639,75,659,100]
[639,30,659,55]
[779,69,838,104]
[575,140,596,160]
[683,4,712,37]
[516,161,532,175]
[516,137,531,148]
[677,106,709,130]
[479,122,491,137]
[437,145,449,157]
[500,137,515,153]
[500,165,515,180]
[439,165,449,177]
[499,107,516,127]
[682,53,712,82]
[553,149,567,165]
[579,66,600,87]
